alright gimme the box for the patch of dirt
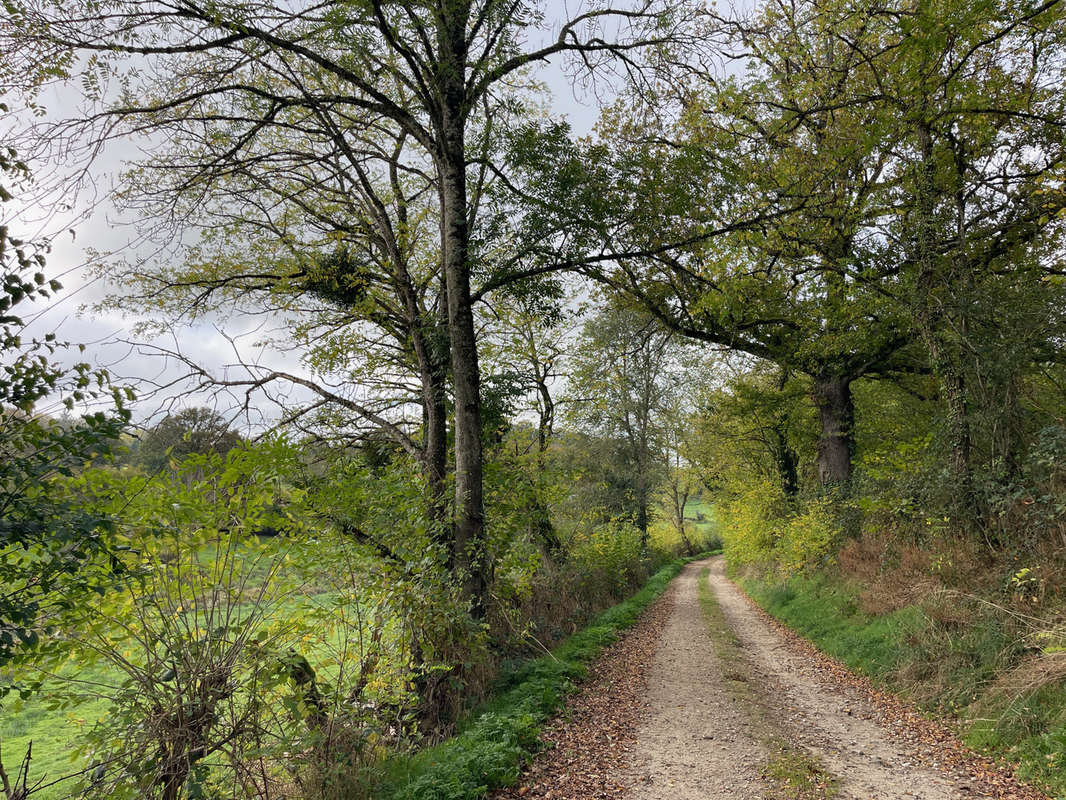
[492,583,676,799]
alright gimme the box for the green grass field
[1,685,111,798]
[684,497,721,548]
[0,536,393,800]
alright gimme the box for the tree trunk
[912,120,977,516]
[773,425,800,497]
[636,410,650,548]
[536,380,554,457]
[421,359,449,536]
[772,369,800,497]
[929,347,977,519]
[673,483,694,555]
[812,375,854,486]
[635,497,649,549]
[635,471,649,549]
[439,83,488,616]
[941,368,971,482]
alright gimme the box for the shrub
[717,479,785,569]
[567,519,645,597]
[8,444,423,800]
[775,497,838,573]
[718,481,836,574]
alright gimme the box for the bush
[718,482,836,574]
[566,519,645,597]
[7,444,427,800]
[775,497,838,573]
[717,479,784,569]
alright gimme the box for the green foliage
[716,482,838,574]
[134,406,243,473]
[3,441,453,799]
[982,424,1066,551]
[689,364,815,494]
[0,145,131,666]
[566,518,645,596]
[11,445,284,796]
[374,559,686,800]
[716,480,786,569]
[564,304,694,536]
[774,500,839,575]
[301,451,445,567]
[3,404,684,795]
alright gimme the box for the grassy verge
[696,568,838,800]
[738,570,1066,799]
[371,556,709,800]
[739,573,923,678]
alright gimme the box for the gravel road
[495,557,1050,800]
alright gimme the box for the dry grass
[837,528,1008,617]
[838,529,939,615]
[992,652,1066,697]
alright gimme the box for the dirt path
[499,558,1050,800]
[623,558,963,799]
[621,560,767,799]
[703,557,962,800]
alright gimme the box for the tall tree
[566,304,688,544]
[136,407,242,472]
[688,361,813,498]
[587,0,916,487]
[887,0,1066,515]
[5,0,706,611]
[589,0,1066,492]
[110,123,457,536]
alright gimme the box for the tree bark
[438,41,489,615]
[812,375,854,486]
[928,344,977,517]
[913,120,976,514]
[389,156,451,537]
[421,353,449,535]
[635,492,649,549]
[671,481,694,555]
[941,367,971,481]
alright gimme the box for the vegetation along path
[500,559,1050,800]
